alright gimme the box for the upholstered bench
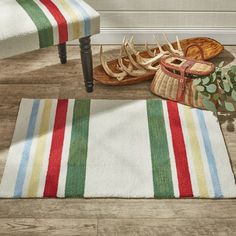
[0,0,100,92]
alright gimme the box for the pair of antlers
[100,34,184,81]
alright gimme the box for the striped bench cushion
[0,0,100,59]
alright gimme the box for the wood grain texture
[0,45,235,235]
[98,219,236,236]
[0,199,236,219]
[0,219,97,236]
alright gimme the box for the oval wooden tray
[94,37,224,86]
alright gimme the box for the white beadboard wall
[84,0,236,45]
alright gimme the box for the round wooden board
[93,37,224,86]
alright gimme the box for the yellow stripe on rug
[184,106,209,197]
[27,100,53,197]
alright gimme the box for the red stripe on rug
[44,99,68,197]
[167,101,193,197]
[40,0,68,43]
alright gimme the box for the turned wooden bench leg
[79,36,93,93]
[58,43,67,64]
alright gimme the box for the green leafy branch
[193,62,236,112]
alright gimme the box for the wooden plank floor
[0,45,235,236]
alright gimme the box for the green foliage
[196,85,205,92]
[232,90,236,101]
[202,99,217,112]
[202,77,210,85]
[194,63,236,112]
[206,84,217,93]
[218,61,225,68]
[224,102,235,112]
[193,78,201,86]
[231,65,236,73]
[223,81,230,92]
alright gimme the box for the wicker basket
[150,54,215,109]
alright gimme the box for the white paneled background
[85,0,236,44]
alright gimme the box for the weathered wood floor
[0,45,235,236]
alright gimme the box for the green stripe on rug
[65,100,90,197]
[16,0,54,48]
[146,100,174,198]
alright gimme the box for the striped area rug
[0,99,235,198]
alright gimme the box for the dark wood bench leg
[58,43,67,64]
[79,36,93,93]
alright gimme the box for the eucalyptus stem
[193,63,236,112]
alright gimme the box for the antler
[153,35,168,55]
[124,37,169,71]
[100,45,128,81]
[145,42,157,57]
[133,37,170,71]
[100,39,147,81]
[118,57,147,77]
[115,37,127,71]
[117,38,147,77]
[135,52,163,71]
[124,42,147,70]
[163,34,184,56]
[100,35,184,80]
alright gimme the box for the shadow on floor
[210,49,235,66]
[218,112,236,132]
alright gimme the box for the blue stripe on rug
[196,109,223,198]
[14,100,40,197]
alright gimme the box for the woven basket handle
[177,64,191,101]
[184,43,205,60]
